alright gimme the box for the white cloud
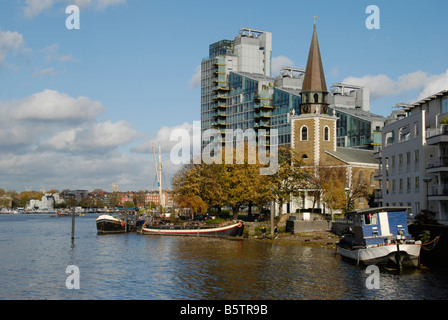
[0,90,150,191]
[95,0,126,10]
[415,69,448,101]
[32,67,60,77]
[22,0,126,18]
[271,56,295,76]
[40,44,73,62]
[0,151,153,192]
[189,65,201,89]
[0,29,25,65]
[23,0,55,18]
[6,89,105,122]
[342,69,448,102]
[40,120,140,154]
[0,90,106,150]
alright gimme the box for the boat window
[364,213,377,225]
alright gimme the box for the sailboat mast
[158,144,163,207]
[152,144,161,209]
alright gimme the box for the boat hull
[141,221,244,237]
[337,243,421,268]
[96,214,129,234]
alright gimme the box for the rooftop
[325,147,377,165]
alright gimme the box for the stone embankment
[243,213,338,249]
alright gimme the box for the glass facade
[330,108,384,149]
[272,88,301,146]
[209,40,234,59]
[223,72,302,147]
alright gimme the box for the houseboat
[336,207,421,270]
[141,220,244,237]
[96,211,144,234]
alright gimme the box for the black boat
[96,214,143,234]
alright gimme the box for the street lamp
[423,177,432,211]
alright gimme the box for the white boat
[336,207,422,270]
[141,220,244,237]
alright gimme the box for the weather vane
[314,16,318,26]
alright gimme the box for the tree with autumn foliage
[268,145,310,218]
[221,145,273,219]
[171,144,275,219]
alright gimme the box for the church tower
[300,22,329,115]
[292,22,337,167]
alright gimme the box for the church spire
[302,22,327,93]
[301,22,329,114]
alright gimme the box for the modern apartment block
[375,89,448,224]
[201,28,272,142]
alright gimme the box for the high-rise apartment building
[201,28,272,141]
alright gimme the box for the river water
[0,214,447,300]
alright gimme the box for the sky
[0,0,448,193]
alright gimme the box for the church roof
[325,147,377,166]
[302,25,327,93]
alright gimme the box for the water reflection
[1,215,448,300]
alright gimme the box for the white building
[27,194,55,211]
[376,89,448,224]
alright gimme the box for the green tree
[124,201,135,209]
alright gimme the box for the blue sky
[1,0,448,192]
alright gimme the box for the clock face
[302,105,310,114]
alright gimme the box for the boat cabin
[343,207,412,247]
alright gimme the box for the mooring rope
[421,234,441,251]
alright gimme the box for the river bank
[248,230,339,249]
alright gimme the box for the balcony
[212,119,226,127]
[254,121,271,129]
[428,184,448,199]
[255,91,271,101]
[426,156,448,172]
[254,111,272,119]
[426,125,448,145]
[214,110,227,117]
[214,94,227,101]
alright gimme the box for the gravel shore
[250,230,339,249]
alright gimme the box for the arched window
[313,93,319,103]
[359,171,364,185]
[324,126,329,141]
[370,172,375,186]
[301,126,308,141]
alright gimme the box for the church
[289,23,378,216]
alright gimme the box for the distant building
[27,194,55,211]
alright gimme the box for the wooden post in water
[270,201,275,239]
[125,208,128,233]
[71,206,75,240]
